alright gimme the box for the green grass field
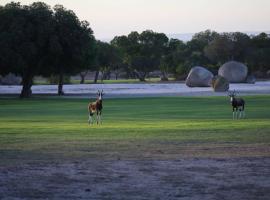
[0,96,270,166]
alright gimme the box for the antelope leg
[89,115,93,124]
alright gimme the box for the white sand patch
[0,82,270,97]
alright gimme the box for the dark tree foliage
[112,30,168,81]
[204,34,234,64]
[0,2,53,97]
[247,33,270,73]
[0,2,95,97]
[160,39,186,80]
[95,41,122,82]
[204,32,251,65]
[112,29,269,80]
[185,30,219,67]
[43,5,95,95]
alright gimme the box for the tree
[0,2,95,97]
[204,32,251,67]
[95,41,121,82]
[112,30,168,81]
[185,30,219,68]
[229,32,251,62]
[78,21,96,84]
[192,30,219,47]
[44,5,95,95]
[160,39,186,80]
[204,34,234,64]
[111,35,132,78]
[0,2,54,98]
[248,33,270,73]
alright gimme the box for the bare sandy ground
[0,158,269,200]
[0,81,270,97]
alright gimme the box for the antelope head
[228,90,236,102]
[97,90,104,101]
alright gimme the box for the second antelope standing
[228,91,245,119]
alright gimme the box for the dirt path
[1,158,269,200]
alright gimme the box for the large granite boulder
[218,61,248,83]
[185,66,213,87]
[0,73,21,85]
[211,75,229,92]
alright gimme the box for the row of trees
[110,30,270,81]
[1,2,270,98]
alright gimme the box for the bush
[174,64,190,80]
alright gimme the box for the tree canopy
[0,2,95,97]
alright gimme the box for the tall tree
[46,5,95,95]
[0,2,54,97]
[204,32,251,65]
[95,41,121,82]
[204,33,234,64]
[160,39,186,80]
[0,2,95,97]
[229,32,251,62]
[248,33,270,73]
[185,30,219,68]
[112,30,168,81]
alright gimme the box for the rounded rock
[211,75,229,92]
[218,61,248,83]
[185,66,213,87]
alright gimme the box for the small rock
[246,75,256,84]
[211,75,229,92]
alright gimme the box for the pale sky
[1,0,270,40]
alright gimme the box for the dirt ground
[0,157,270,200]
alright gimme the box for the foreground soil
[0,157,269,200]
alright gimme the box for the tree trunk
[20,74,33,98]
[93,71,99,84]
[161,71,169,81]
[58,73,64,96]
[134,70,146,82]
[139,77,146,82]
[101,71,104,83]
[80,71,88,84]
[80,75,85,84]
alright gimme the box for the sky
[1,0,270,40]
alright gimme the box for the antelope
[88,90,104,124]
[228,90,245,119]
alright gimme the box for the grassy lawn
[0,96,270,165]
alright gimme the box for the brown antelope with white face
[88,90,104,125]
[228,90,245,119]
